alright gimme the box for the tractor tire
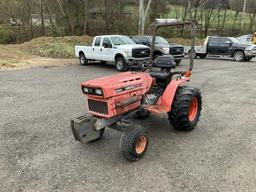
[198,54,207,59]
[233,51,245,62]
[168,86,202,131]
[120,124,149,161]
[79,53,88,65]
[115,56,128,72]
[88,128,105,143]
[134,109,150,119]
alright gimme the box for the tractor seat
[149,67,169,79]
[149,55,176,79]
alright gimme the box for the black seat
[149,55,176,79]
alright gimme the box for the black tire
[120,124,149,161]
[87,128,105,143]
[79,53,88,65]
[115,56,128,72]
[175,59,182,66]
[168,86,202,131]
[134,109,150,119]
[245,57,253,62]
[233,51,245,62]
[101,61,107,64]
[153,53,162,61]
[198,54,207,59]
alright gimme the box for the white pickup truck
[75,35,151,71]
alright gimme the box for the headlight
[95,88,103,95]
[82,87,103,96]
[82,87,89,93]
[162,47,169,54]
[124,49,131,56]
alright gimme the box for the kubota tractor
[71,20,202,161]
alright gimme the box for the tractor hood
[81,72,153,98]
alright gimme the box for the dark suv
[132,36,185,65]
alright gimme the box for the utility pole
[241,0,247,30]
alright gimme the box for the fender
[147,77,189,113]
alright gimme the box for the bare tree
[138,0,152,34]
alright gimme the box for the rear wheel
[198,54,207,59]
[233,51,245,62]
[188,50,197,59]
[120,125,149,161]
[115,56,128,72]
[168,86,202,131]
[79,53,88,65]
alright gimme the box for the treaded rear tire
[120,124,149,161]
[168,86,202,131]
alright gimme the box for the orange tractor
[71,20,202,161]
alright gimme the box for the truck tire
[168,86,202,131]
[175,59,182,66]
[233,51,245,62]
[79,53,88,65]
[115,56,128,72]
[120,124,149,161]
[198,54,207,59]
[188,50,197,59]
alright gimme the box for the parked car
[131,36,185,65]
[185,36,256,61]
[75,35,151,71]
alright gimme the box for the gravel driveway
[1,58,256,192]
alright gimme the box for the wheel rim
[80,56,85,64]
[116,59,123,70]
[135,135,147,154]
[188,97,198,122]
[234,52,242,61]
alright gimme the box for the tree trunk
[221,8,227,36]
[44,0,58,35]
[138,0,151,35]
[83,0,88,35]
[40,0,45,36]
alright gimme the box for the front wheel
[175,59,182,66]
[79,53,88,65]
[115,57,128,72]
[233,51,245,62]
[120,124,149,161]
[168,86,202,131]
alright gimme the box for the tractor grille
[132,48,150,58]
[169,47,184,55]
[88,99,108,115]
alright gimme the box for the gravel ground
[1,58,256,192]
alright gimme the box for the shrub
[0,25,15,44]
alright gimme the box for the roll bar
[148,19,197,72]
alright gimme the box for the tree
[138,0,152,34]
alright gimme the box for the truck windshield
[149,36,169,44]
[110,36,135,45]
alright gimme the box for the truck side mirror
[225,41,232,46]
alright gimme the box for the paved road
[1,58,256,192]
